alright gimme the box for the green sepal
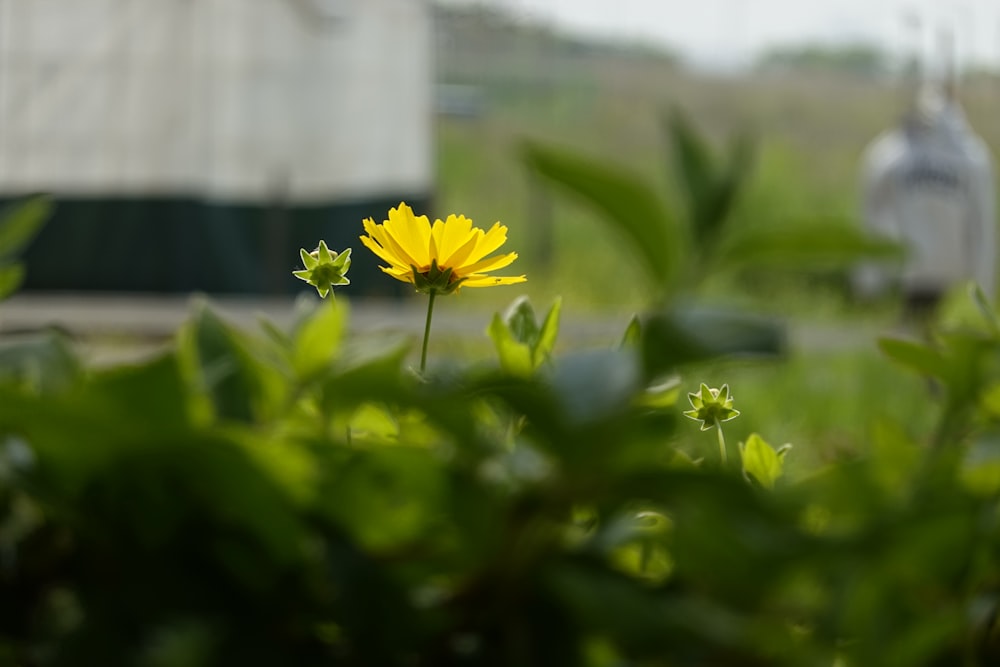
[411,259,464,295]
[316,240,334,264]
[683,382,740,430]
[300,248,319,269]
[294,243,352,298]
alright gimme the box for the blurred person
[853,81,997,319]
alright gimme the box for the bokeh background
[1,0,999,459]
[0,0,996,310]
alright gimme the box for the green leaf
[488,297,561,376]
[488,312,534,378]
[739,433,788,489]
[0,330,81,393]
[961,433,1000,496]
[620,315,642,349]
[641,306,786,377]
[348,403,400,444]
[319,335,412,414]
[504,295,540,345]
[292,298,346,379]
[636,375,682,408]
[667,108,715,221]
[522,141,681,294]
[718,223,903,270]
[981,383,1000,419]
[257,315,293,360]
[970,283,1000,337]
[319,447,446,552]
[868,417,921,497]
[0,262,24,301]
[84,352,195,430]
[707,133,755,237]
[877,336,949,380]
[177,302,285,424]
[0,196,52,259]
[533,296,562,367]
[550,349,641,425]
[666,108,754,253]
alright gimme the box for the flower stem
[715,419,728,465]
[420,289,438,373]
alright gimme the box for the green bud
[683,383,740,431]
[293,241,351,298]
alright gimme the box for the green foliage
[0,196,52,301]
[639,305,786,377]
[1,285,1000,665]
[719,219,904,270]
[1,117,999,663]
[666,108,754,263]
[522,109,898,300]
[739,433,790,489]
[488,295,561,376]
[521,141,682,296]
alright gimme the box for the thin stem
[420,289,438,373]
[715,419,727,465]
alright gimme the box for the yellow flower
[360,202,526,294]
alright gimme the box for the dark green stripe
[11,194,431,296]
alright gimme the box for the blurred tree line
[756,43,888,77]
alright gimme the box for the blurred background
[1,0,998,316]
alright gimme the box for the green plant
[0,197,52,302]
[521,107,902,303]
[3,277,1000,664]
[3,121,1000,666]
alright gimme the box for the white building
[0,0,434,294]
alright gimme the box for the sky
[451,0,1000,71]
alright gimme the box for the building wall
[0,0,433,202]
[0,0,433,294]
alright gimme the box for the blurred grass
[434,43,1000,317]
[431,8,999,458]
[685,348,937,477]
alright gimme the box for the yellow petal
[378,264,415,284]
[359,232,401,269]
[441,228,483,271]
[457,251,518,277]
[435,214,477,266]
[382,206,419,262]
[373,215,422,271]
[461,273,527,287]
[428,222,440,265]
[385,204,431,269]
[362,216,386,240]
[413,214,433,266]
[430,219,446,260]
[462,222,508,267]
